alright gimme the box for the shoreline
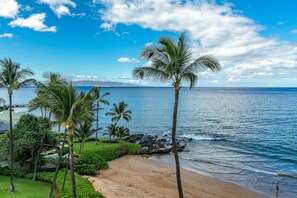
[87,155,271,198]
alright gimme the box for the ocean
[0,87,296,197]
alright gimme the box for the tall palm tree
[133,34,221,198]
[28,72,69,196]
[105,101,132,125]
[40,82,98,197]
[94,89,109,144]
[74,120,97,153]
[0,58,35,193]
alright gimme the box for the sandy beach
[86,155,271,198]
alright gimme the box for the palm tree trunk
[32,131,46,181]
[49,128,67,198]
[96,100,99,145]
[62,155,69,192]
[172,88,183,198]
[68,127,76,198]
[79,141,83,153]
[9,93,15,193]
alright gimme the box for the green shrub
[55,146,70,155]
[100,139,119,144]
[121,142,142,154]
[0,167,26,178]
[29,171,103,198]
[75,164,97,175]
[85,137,100,142]
[77,152,108,170]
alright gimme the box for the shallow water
[1,87,296,197]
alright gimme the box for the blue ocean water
[0,87,296,197]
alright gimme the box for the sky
[0,0,297,87]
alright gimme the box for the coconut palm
[103,124,117,142]
[94,89,109,144]
[133,34,221,198]
[29,73,68,184]
[40,83,98,197]
[116,126,130,139]
[105,101,132,125]
[0,58,35,193]
[74,120,97,153]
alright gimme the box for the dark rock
[122,134,144,143]
[137,133,187,155]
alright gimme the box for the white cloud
[0,33,13,38]
[38,0,76,18]
[145,42,153,47]
[24,5,33,12]
[291,29,297,34]
[9,13,56,32]
[100,22,115,31]
[95,0,297,84]
[117,57,139,63]
[0,0,20,18]
[76,75,99,79]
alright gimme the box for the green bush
[0,167,27,178]
[100,139,119,144]
[77,152,108,170]
[55,146,70,155]
[28,171,103,198]
[75,164,97,175]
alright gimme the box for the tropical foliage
[133,34,221,198]
[0,57,35,193]
[106,101,132,125]
[74,120,97,153]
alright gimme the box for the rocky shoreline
[123,133,192,155]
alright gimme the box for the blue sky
[0,0,297,87]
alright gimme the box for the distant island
[69,80,139,87]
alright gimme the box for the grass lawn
[74,140,142,161]
[0,176,50,198]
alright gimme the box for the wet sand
[86,155,271,198]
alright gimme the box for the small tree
[116,126,130,139]
[74,120,97,153]
[103,124,117,143]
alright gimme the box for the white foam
[181,134,213,141]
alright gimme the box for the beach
[86,155,270,198]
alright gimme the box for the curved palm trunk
[9,93,15,193]
[172,88,183,198]
[96,100,99,145]
[49,129,67,198]
[62,155,70,192]
[32,132,46,181]
[68,127,77,198]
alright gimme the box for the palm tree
[103,124,117,142]
[28,72,69,196]
[116,126,130,139]
[74,120,97,153]
[39,82,97,197]
[94,89,109,144]
[0,58,35,193]
[105,101,132,125]
[133,34,221,198]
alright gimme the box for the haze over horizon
[1,0,297,87]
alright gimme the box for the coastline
[87,155,271,198]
